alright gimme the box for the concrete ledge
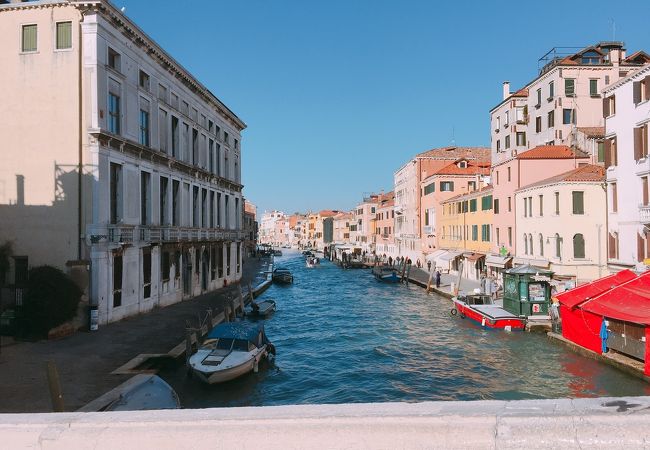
[4,396,650,449]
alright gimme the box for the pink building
[374,191,395,257]
[491,145,590,260]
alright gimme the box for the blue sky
[119,0,649,215]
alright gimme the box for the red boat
[452,293,525,330]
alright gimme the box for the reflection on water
[161,251,650,408]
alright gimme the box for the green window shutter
[572,191,584,214]
[22,24,37,52]
[472,225,478,241]
[470,199,477,212]
[56,22,72,49]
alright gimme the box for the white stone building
[603,64,650,271]
[0,0,246,325]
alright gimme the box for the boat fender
[450,308,458,316]
[481,318,486,327]
[253,359,259,373]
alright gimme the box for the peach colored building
[314,210,339,250]
[351,195,379,253]
[333,212,353,244]
[393,146,490,262]
[420,159,490,257]
[515,165,607,283]
[374,192,395,257]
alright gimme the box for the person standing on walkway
[435,270,441,288]
[388,256,393,266]
[427,260,432,272]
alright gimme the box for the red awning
[581,271,650,325]
[555,270,637,308]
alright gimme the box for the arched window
[524,234,528,255]
[573,233,585,259]
[555,233,562,259]
[539,234,544,256]
[529,234,534,256]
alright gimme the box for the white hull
[191,347,267,385]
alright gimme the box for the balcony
[640,205,650,222]
[105,224,244,245]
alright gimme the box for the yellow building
[436,186,493,281]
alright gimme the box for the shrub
[21,266,82,337]
[0,241,12,286]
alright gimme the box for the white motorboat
[306,256,320,268]
[245,299,277,318]
[189,322,275,385]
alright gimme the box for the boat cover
[485,254,512,268]
[580,271,650,325]
[207,322,265,342]
[555,270,637,309]
[472,305,521,320]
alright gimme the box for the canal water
[161,250,650,408]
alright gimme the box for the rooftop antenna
[609,18,616,41]
[451,126,456,146]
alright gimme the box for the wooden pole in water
[185,320,193,367]
[427,267,434,293]
[400,261,407,283]
[224,305,231,323]
[405,263,411,285]
[46,361,65,412]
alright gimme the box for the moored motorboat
[451,293,525,330]
[189,322,275,385]
[306,256,320,268]
[273,249,282,256]
[372,266,400,283]
[245,299,277,318]
[272,267,293,284]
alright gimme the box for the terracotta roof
[416,146,490,160]
[518,165,605,191]
[318,210,339,217]
[433,160,491,176]
[577,127,605,138]
[624,50,650,64]
[516,145,589,160]
[511,88,528,97]
[443,185,493,203]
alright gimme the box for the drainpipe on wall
[77,9,85,262]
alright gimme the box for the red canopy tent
[555,270,637,308]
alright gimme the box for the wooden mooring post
[46,361,65,412]
[426,268,434,293]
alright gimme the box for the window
[573,234,585,259]
[494,198,499,214]
[216,143,222,176]
[162,251,171,282]
[549,81,554,99]
[110,163,122,224]
[611,182,618,212]
[496,116,501,130]
[160,176,169,225]
[529,234,533,255]
[643,177,649,206]
[481,195,492,211]
[589,79,598,97]
[562,109,576,125]
[108,47,120,71]
[139,70,150,91]
[539,234,544,256]
[604,137,617,168]
[507,167,511,182]
[496,228,500,245]
[553,192,559,215]
[496,139,501,152]
[469,198,477,212]
[226,244,231,276]
[55,22,72,50]
[565,78,575,96]
[113,253,122,307]
[535,116,542,133]
[536,88,542,106]
[193,186,200,227]
[481,224,490,242]
[141,171,151,225]
[516,132,526,146]
[538,195,543,216]
[209,139,214,173]
[507,196,511,212]
[633,124,649,160]
[603,95,616,117]
[597,141,605,163]
[508,227,512,246]
[21,24,37,52]
[108,92,120,134]
[224,131,229,145]
[505,135,510,149]
[159,109,168,153]
[424,182,435,195]
[572,191,584,215]
[547,110,554,128]
[496,171,499,184]
[143,249,152,299]
[504,111,509,127]
[172,180,180,226]
[609,232,619,259]
[158,84,167,102]
[440,181,454,192]
[555,233,562,259]
[516,106,526,123]
[139,107,150,146]
[524,234,528,255]
[192,128,198,165]
[523,196,528,217]
[171,116,179,158]
[635,77,650,103]
[225,195,230,229]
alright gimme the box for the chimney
[502,81,510,100]
[16,174,24,206]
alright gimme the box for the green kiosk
[502,265,553,317]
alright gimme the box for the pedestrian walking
[435,270,441,288]
[427,260,432,272]
[388,256,393,266]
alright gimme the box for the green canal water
[161,250,650,407]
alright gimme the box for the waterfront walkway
[405,266,480,296]
[0,256,269,414]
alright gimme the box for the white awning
[512,257,550,268]
[485,254,513,268]
[425,249,447,262]
[438,250,462,262]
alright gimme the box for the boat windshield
[216,338,234,350]
[232,339,250,351]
